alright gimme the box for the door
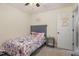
[57,12,73,50]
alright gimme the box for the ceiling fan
[25,3,40,7]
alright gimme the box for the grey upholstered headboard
[30,25,47,37]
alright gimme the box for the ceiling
[5,3,74,14]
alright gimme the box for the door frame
[73,4,79,51]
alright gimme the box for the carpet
[33,46,74,56]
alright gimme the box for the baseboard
[56,47,73,51]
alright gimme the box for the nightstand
[46,37,55,47]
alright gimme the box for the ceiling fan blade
[36,3,40,7]
[25,3,30,6]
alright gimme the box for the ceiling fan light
[25,3,40,7]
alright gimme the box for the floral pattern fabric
[0,33,46,56]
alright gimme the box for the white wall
[0,4,31,45]
[31,10,57,38]
[31,5,74,46]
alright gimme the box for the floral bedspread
[0,33,45,56]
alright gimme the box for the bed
[0,25,47,56]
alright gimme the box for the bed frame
[30,25,47,37]
[30,25,47,56]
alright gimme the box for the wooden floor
[31,46,74,56]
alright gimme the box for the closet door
[57,12,73,50]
